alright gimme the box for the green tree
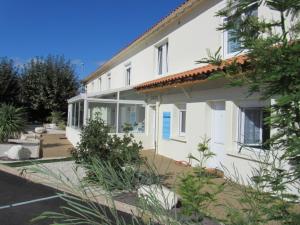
[200,0,300,223]
[21,55,79,121]
[0,58,20,104]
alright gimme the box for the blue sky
[0,0,184,79]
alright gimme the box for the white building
[67,0,290,179]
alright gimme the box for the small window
[125,67,131,86]
[179,110,186,136]
[226,28,241,54]
[157,42,168,75]
[91,81,95,91]
[107,74,111,89]
[224,6,258,56]
[239,108,264,146]
[98,77,102,91]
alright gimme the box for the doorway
[209,101,226,169]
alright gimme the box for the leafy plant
[0,104,26,143]
[177,138,224,223]
[29,156,176,225]
[72,114,143,184]
[47,111,64,124]
[199,0,300,223]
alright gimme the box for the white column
[83,94,88,126]
[67,103,72,127]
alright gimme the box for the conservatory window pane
[118,104,145,133]
[79,101,84,128]
[88,102,117,133]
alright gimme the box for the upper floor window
[107,74,111,89]
[125,66,131,86]
[92,81,95,91]
[239,107,269,147]
[157,42,168,75]
[224,6,258,56]
[98,77,102,91]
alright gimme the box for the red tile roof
[135,55,248,92]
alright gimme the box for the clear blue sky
[0,0,184,79]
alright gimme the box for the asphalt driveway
[0,170,66,225]
[0,170,136,225]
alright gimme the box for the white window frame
[239,107,263,147]
[107,73,111,89]
[223,6,258,58]
[223,15,243,58]
[156,41,168,75]
[179,109,186,136]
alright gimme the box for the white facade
[67,0,289,181]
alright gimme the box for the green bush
[0,104,26,143]
[47,111,64,124]
[72,114,143,180]
[178,138,224,222]
[57,121,66,130]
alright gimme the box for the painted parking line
[0,195,61,210]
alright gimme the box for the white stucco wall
[152,84,270,180]
[85,0,287,95]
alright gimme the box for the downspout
[155,95,161,154]
[116,91,120,133]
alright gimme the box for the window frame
[98,77,102,91]
[125,66,131,86]
[156,41,168,75]
[239,107,263,147]
[107,73,111,89]
[179,109,186,137]
[222,5,258,58]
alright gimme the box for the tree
[0,58,20,104]
[199,0,300,223]
[21,55,79,122]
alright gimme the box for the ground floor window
[239,107,269,147]
[179,110,186,136]
[118,104,145,133]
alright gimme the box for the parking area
[0,170,136,225]
[0,170,65,225]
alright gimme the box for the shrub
[0,104,26,143]
[177,138,224,222]
[72,114,143,180]
[47,111,64,124]
[57,121,66,130]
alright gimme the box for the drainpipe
[155,95,161,154]
[116,91,120,133]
